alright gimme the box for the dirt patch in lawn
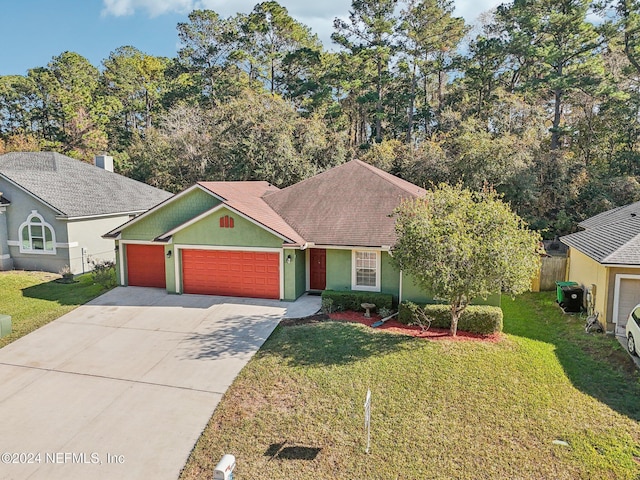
[281,310,502,343]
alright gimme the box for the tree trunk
[406,61,417,144]
[450,298,466,336]
[550,64,563,151]
[376,56,382,143]
[271,59,275,95]
[437,69,445,114]
[622,0,640,75]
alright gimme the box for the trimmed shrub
[399,302,503,334]
[321,297,334,314]
[321,290,393,312]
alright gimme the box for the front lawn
[181,292,640,479]
[0,271,110,348]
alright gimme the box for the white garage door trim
[612,274,640,335]
[174,245,284,299]
[118,240,168,286]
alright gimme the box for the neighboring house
[0,152,172,274]
[561,200,640,335]
[105,159,500,306]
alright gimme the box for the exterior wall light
[166,250,172,259]
[286,255,292,264]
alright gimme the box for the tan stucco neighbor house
[0,152,171,274]
[561,201,640,335]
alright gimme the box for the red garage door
[182,250,280,299]
[126,244,166,288]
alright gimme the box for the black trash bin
[560,286,583,313]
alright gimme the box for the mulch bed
[281,310,502,343]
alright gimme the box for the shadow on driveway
[181,312,284,360]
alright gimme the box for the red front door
[309,248,326,290]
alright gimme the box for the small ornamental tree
[392,183,542,336]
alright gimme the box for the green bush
[321,290,393,312]
[398,302,503,334]
[90,259,117,289]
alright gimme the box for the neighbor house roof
[159,181,306,246]
[578,200,640,229]
[561,208,640,265]
[0,152,172,218]
[263,159,427,247]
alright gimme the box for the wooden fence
[532,256,567,292]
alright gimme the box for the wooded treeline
[2,0,640,237]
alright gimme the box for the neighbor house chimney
[94,154,114,172]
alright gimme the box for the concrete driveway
[0,287,320,480]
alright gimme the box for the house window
[219,215,234,228]
[19,211,56,254]
[352,250,380,292]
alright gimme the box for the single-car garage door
[182,249,280,299]
[126,244,166,288]
[616,277,640,335]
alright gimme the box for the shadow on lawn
[21,275,105,306]
[503,292,640,422]
[262,321,415,367]
[264,442,321,461]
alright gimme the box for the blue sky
[0,0,501,76]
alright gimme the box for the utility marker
[364,388,371,454]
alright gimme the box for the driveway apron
[0,287,320,480]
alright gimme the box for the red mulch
[328,311,503,343]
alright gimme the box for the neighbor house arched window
[19,210,56,254]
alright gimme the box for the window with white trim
[19,211,56,254]
[352,250,380,291]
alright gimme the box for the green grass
[180,292,640,479]
[0,271,110,348]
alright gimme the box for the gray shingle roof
[561,216,640,265]
[579,200,640,229]
[0,152,172,217]
[263,159,427,247]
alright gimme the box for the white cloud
[101,0,504,41]
[102,0,196,17]
[453,0,503,25]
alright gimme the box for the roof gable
[104,184,219,239]
[263,159,426,247]
[197,182,305,245]
[0,152,172,218]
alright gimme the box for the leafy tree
[494,0,606,150]
[177,9,247,102]
[124,90,348,191]
[243,1,322,95]
[102,46,169,144]
[0,75,39,136]
[29,52,108,159]
[397,0,467,141]
[392,183,542,336]
[333,0,398,143]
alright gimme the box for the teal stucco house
[105,160,499,305]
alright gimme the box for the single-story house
[561,200,640,335]
[0,152,172,274]
[105,159,500,306]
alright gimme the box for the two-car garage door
[182,249,280,299]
